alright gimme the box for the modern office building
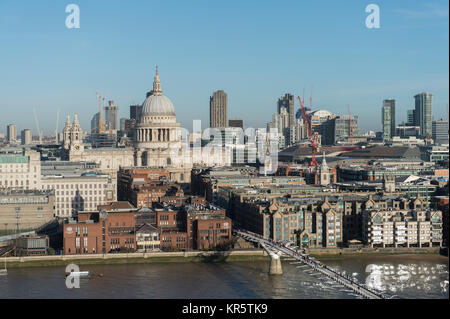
[382,99,395,140]
[120,118,127,133]
[104,100,119,132]
[407,109,416,126]
[90,112,100,133]
[432,120,449,145]
[229,119,244,129]
[322,115,360,145]
[210,90,228,128]
[6,124,16,144]
[277,93,295,129]
[396,125,420,138]
[130,104,142,122]
[414,92,433,137]
[310,110,336,133]
[21,129,32,145]
[269,107,290,148]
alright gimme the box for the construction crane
[298,96,319,167]
[96,92,105,133]
[348,104,353,144]
[55,109,60,144]
[33,107,43,144]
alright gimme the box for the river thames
[0,255,448,299]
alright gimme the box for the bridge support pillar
[268,257,283,275]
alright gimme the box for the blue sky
[0,0,448,135]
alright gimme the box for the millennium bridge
[234,229,389,299]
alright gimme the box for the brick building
[184,203,232,250]
[118,167,186,208]
[63,202,137,255]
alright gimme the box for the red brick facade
[63,204,137,255]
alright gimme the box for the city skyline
[0,0,448,134]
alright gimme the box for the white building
[363,208,443,248]
[0,148,41,190]
[63,68,233,184]
[40,172,115,217]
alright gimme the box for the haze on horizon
[0,0,448,135]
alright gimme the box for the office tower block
[407,109,416,126]
[6,124,16,144]
[382,99,395,140]
[322,115,360,145]
[104,100,119,131]
[21,129,32,145]
[277,93,295,128]
[432,120,449,145]
[91,112,100,133]
[414,92,433,137]
[210,90,228,128]
[130,104,142,122]
[120,118,127,132]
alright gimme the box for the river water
[0,255,448,299]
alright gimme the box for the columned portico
[133,66,193,183]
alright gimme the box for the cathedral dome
[141,94,175,116]
[140,66,175,117]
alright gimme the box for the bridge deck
[235,229,386,299]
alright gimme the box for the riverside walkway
[234,229,387,299]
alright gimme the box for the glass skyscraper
[414,92,433,137]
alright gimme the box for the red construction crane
[298,96,318,167]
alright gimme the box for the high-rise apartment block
[6,124,16,144]
[382,99,395,140]
[210,90,228,128]
[414,92,433,137]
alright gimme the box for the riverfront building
[63,202,137,255]
[362,208,443,248]
[0,189,55,232]
[184,203,232,250]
